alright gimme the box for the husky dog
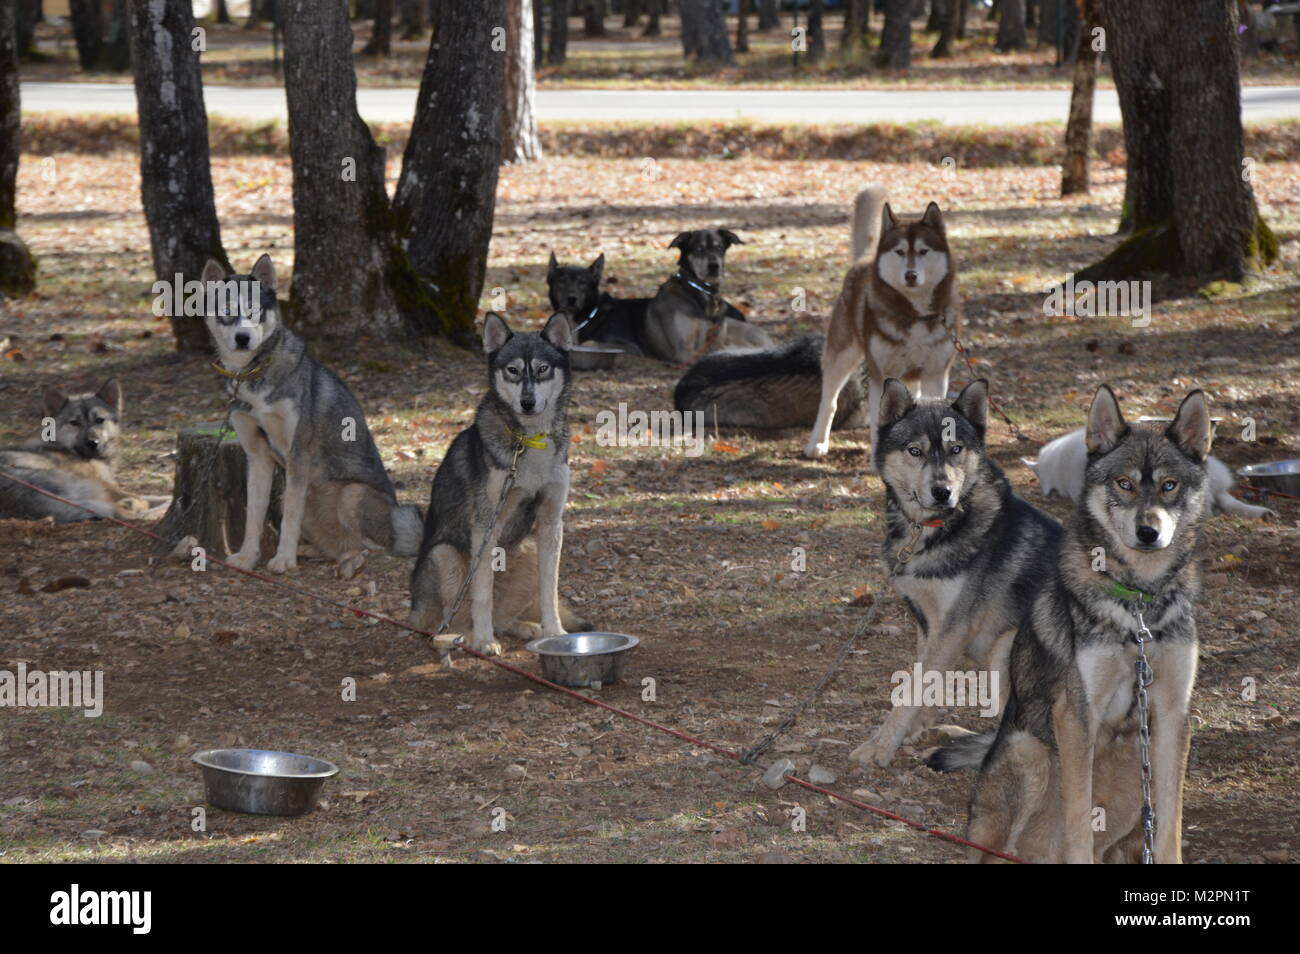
[1025,426,1272,520]
[642,229,772,364]
[410,312,590,654]
[674,334,867,430]
[804,188,961,462]
[546,252,653,354]
[849,378,1062,768]
[932,387,1213,864]
[201,255,421,578]
[0,380,167,522]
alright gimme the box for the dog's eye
[536,364,549,375]
[918,249,929,257]
[504,366,520,379]
[908,445,923,458]
[1161,479,1177,493]
[1117,477,1134,492]
[895,249,905,256]
[949,445,962,456]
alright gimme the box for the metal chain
[740,520,928,765]
[946,326,1030,442]
[1135,608,1156,865]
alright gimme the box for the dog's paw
[848,735,897,768]
[467,633,503,656]
[502,621,543,641]
[266,553,298,574]
[802,440,829,460]
[225,549,259,571]
[336,551,367,581]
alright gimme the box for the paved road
[20,82,1300,125]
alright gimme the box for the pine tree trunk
[398,0,426,39]
[642,0,660,36]
[876,0,911,68]
[215,0,231,25]
[808,0,826,62]
[623,0,639,29]
[68,0,104,70]
[931,0,959,57]
[282,0,410,339]
[362,0,393,55]
[956,0,966,38]
[1080,0,1276,281]
[503,0,541,163]
[14,0,36,55]
[128,0,227,352]
[757,0,778,31]
[583,0,604,35]
[681,0,732,64]
[1060,0,1097,196]
[996,0,1027,51]
[842,0,868,50]
[736,0,749,53]
[394,0,505,344]
[0,0,36,298]
[549,0,568,63]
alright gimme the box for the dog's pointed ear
[547,251,559,279]
[97,378,123,414]
[719,229,744,248]
[541,311,575,352]
[250,254,276,292]
[43,387,68,418]
[952,379,988,435]
[878,378,915,430]
[881,203,899,234]
[589,253,605,284]
[201,259,226,285]
[669,231,692,250]
[482,312,512,353]
[1167,390,1213,463]
[921,201,946,236]
[1086,384,1128,455]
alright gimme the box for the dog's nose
[234,332,251,349]
[1136,525,1160,545]
[520,396,536,414]
[86,437,98,449]
[708,262,721,275]
[931,485,951,504]
[905,270,918,284]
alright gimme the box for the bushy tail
[390,503,424,557]
[851,185,888,262]
[925,730,996,773]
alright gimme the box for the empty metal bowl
[569,345,623,371]
[526,632,640,688]
[192,748,339,816]
[1238,459,1300,498]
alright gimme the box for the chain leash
[1134,608,1156,864]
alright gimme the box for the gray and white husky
[849,378,1062,768]
[201,255,421,578]
[932,386,1213,864]
[409,312,590,655]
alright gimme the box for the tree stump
[153,423,283,561]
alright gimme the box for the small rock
[504,764,527,780]
[762,758,796,790]
[853,788,884,803]
[1262,849,1290,863]
[80,830,108,840]
[129,760,154,774]
[807,764,836,785]
[170,734,191,754]
[173,622,191,639]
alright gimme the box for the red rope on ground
[0,466,1026,863]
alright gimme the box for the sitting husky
[849,378,1062,768]
[0,380,168,523]
[932,387,1213,864]
[201,255,421,578]
[1025,426,1272,520]
[409,313,590,654]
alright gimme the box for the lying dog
[1024,426,1272,520]
[546,252,653,354]
[0,379,170,523]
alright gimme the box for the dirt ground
[1,150,1298,863]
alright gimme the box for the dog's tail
[390,503,424,557]
[673,335,864,430]
[851,185,888,262]
[925,730,996,773]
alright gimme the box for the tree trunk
[956,0,967,38]
[642,0,660,35]
[503,0,541,163]
[362,0,393,55]
[623,0,639,28]
[756,0,778,31]
[925,0,943,32]
[807,0,826,62]
[583,0,604,35]
[875,0,911,68]
[1060,0,1097,196]
[996,0,1027,51]
[931,0,959,57]
[282,0,412,340]
[0,0,36,298]
[681,0,732,64]
[128,0,228,352]
[68,0,104,70]
[14,0,36,56]
[548,0,568,63]
[1079,0,1276,281]
[393,0,505,343]
[533,0,546,65]
[842,0,868,50]
[736,0,749,53]
[214,0,231,25]
[398,0,426,38]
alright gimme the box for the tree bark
[394,0,505,343]
[956,0,967,38]
[623,0,640,29]
[1079,0,1276,281]
[996,0,1027,51]
[14,0,36,56]
[1060,0,1097,196]
[875,0,911,68]
[807,0,826,63]
[681,0,732,64]
[642,0,660,36]
[756,0,778,31]
[842,0,869,51]
[736,0,749,53]
[362,0,393,55]
[128,0,228,352]
[0,0,36,298]
[282,0,411,339]
[931,0,959,57]
[548,0,568,63]
[68,0,104,70]
[214,0,231,25]
[503,0,541,163]
[398,0,426,39]
[583,0,604,35]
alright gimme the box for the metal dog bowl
[1238,460,1300,498]
[192,748,339,816]
[526,632,639,688]
[569,345,623,371]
